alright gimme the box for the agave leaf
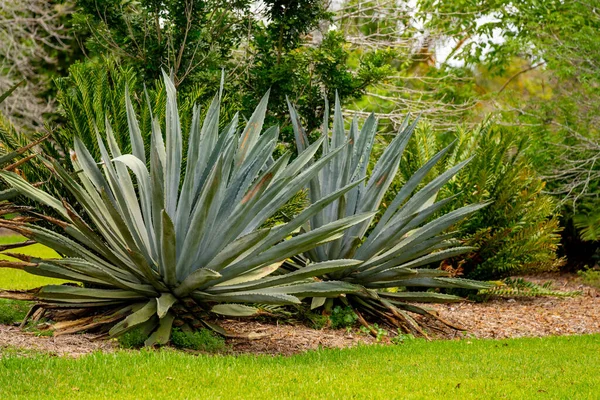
[209,259,362,293]
[286,96,310,153]
[311,296,327,309]
[386,277,492,290]
[204,229,270,272]
[95,131,152,259]
[23,263,110,287]
[62,204,139,276]
[38,285,146,301]
[235,90,270,168]
[279,136,325,180]
[378,292,463,303]
[145,311,175,346]
[125,86,146,164]
[393,158,472,226]
[358,204,487,273]
[218,213,374,283]
[0,188,17,201]
[211,304,259,317]
[176,156,223,277]
[193,291,301,305]
[174,268,222,297]
[53,158,129,251]
[161,70,182,218]
[215,261,283,287]
[112,154,153,226]
[357,196,458,260]
[73,136,112,197]
[359,247,475,281]
[109,299,157,336]
[359,144,453,249]
[156,292,177,319]
[285,99,492,334]
[160,210,177,286]
[260,281,362,298]
[244,142,350,234]
[248,180,364,257]
[23,224,139,281]
[47,259,157,295]
[0,171,68,218]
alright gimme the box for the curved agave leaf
[0,72,366,343]
[211,304,260,317]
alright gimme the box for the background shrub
[170,329,226,353]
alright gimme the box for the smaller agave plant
[0,73,371,345]
[286,96,492,335]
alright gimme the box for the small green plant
[373,324,388,342]
[330,306,358,329]
[0,299,30,325]
[170,328,226,353]
[290,304,329,329]
[578,267,600,289]
[391,332,416,345]
[118,327,149,349]
[358,323,388,341]
[304,311,329,330]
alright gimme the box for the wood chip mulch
[221,320,377,356]
[0,274,598,357]
[0,325,116,357]
[430,274,600,339]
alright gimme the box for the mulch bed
[0,326,115,357]
[432,274,600,339]
[1,273,598,357]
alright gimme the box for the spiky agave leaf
[287,95,493,335]
[0,73,370,344]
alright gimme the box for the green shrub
[578,267,600,289]
[118,327,149,349]
[396,122,564,280]
[170,328,226,352]
[330,306,358,330]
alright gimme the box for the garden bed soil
[0,273,598,357]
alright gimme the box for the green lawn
[0,235,65,289]
[1,334,599,399]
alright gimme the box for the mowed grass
[0,235,64,289]
[1,334,599,399]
